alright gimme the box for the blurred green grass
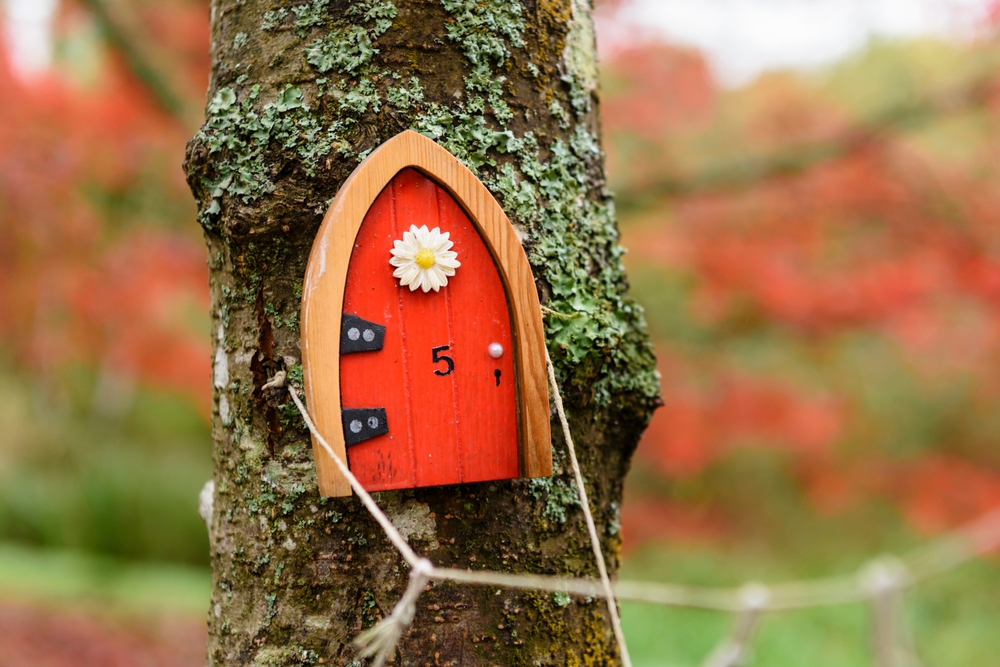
[0,363,212,566]
[0,542,209,616]
[620,543,1000,667]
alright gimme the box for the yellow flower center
[415,248,436,269]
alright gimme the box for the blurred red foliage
[601,43,715,141]
[642,361,845,478]
[620,498,728,551]
[798,455,1000,533]
[601,28,1000,548]
[0,7,211,415]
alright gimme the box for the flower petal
[391,245,416,258]
[415,225,431,246]
[430,265,448,287]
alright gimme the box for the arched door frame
[301,130,552,497]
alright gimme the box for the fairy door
[339,168,519,492]
[301,130,550,498]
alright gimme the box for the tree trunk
[184,0,659,665]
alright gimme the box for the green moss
[263,592,278,625]
[440,0,524,66]
[292,0,330,34]
[529,476,580,526]
[561,0,599,103]
[303,1,396,74]
[487,127,658,405]
[361,589,379,629]
[286,364,304,388]
[249,644,319,667]
[305,26,377,74]
[260,9,288,31]
[263,301,299,330]
[196,84,341,218]
[386,76,424,111]
[337,78,381,114]
[417,0,658,406]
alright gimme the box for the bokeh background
[1,0,1000,665]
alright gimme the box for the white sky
[3,0,58,76]
[599,0,996,85]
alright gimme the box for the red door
[339,168,520,492]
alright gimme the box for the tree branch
[616,78,994,208]
[80,0,187,121]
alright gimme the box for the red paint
[340,168,519,492]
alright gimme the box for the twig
[616,78,996,206]
[546,349,633,667]
[701,583,769,667]
[80,0,187,120]
[540,305,580,320]
[286,383,420,566]
[276,366,1000,665]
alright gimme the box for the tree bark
[184,1,659,665]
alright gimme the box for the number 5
[432,345,454,376]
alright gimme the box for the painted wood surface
[341,168,519,491]
[301,131,552,497]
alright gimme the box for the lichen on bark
[185,0,658,664]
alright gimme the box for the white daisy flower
[389,224,461,292]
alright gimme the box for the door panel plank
[340,168,519,491]
[340,180,415,490]
[437,185,519,483]
[390,169,463,487]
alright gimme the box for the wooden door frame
[301,130,552,497]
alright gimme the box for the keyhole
[494,369,501,387]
